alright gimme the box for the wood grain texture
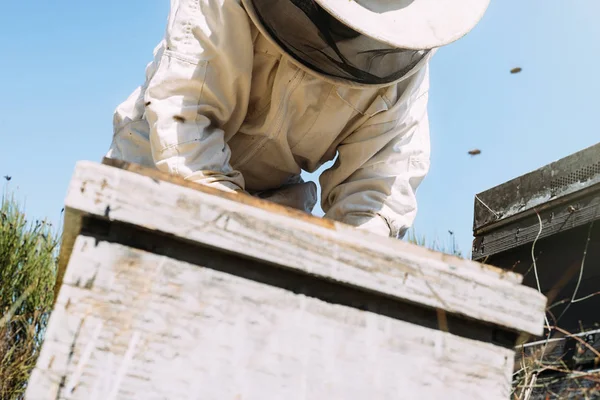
[26,237,516,400]
[74,218,519,347]
[473,141,600,234]
[57,160,546,336]
[472,191,600,260]
[55,208,83,302]
[101,156,521,284]
[100,157,335,230]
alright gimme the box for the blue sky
[1,0,598,257]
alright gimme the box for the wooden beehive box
[472,142,600,399]
[472,141,600,334]
[25,159,547,400]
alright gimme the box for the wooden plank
[73,217,519,347]
[59,160,547,336]
[26,237,516,400]
[97,158,523,289]
[53,157,336,303]
[473,141,600,234]
[470,142,600,336]
[53,159,336,305]
[55,209,83,302]
[472,191,600,260]
[475,221,600,335]
[100,156,524,284]
[100,157,335,229]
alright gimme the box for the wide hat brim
[314,0,491,50]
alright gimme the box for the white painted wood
[26,237,515,400]
[60,161,546,336]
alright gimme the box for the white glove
[193,176,317,214]
[254,181,318,214]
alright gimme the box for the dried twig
[549,326,600,360]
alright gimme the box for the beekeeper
[106,0,489,238]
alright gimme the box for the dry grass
[0,191,59,400]
[512,328,600,400]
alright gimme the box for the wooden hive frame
[25,158,547,400]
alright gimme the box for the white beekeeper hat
[313,0,491,50]
[243,0,490,85]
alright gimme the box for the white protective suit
[106,0,433,239]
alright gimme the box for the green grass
[0,190,59,400]
[405,228,463,258]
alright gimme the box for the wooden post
[25,159,547,400]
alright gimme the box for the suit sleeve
[319,65,432,238]
[141,0,254,192]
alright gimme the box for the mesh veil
[249,0,431,85]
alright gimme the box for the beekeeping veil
[242,0,490,85]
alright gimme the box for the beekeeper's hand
[253,182,318,214]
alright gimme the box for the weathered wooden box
[472,142,600,399]
[25,159,547,400]
[472,142,600,334]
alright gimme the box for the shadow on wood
[25,159,547,400]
